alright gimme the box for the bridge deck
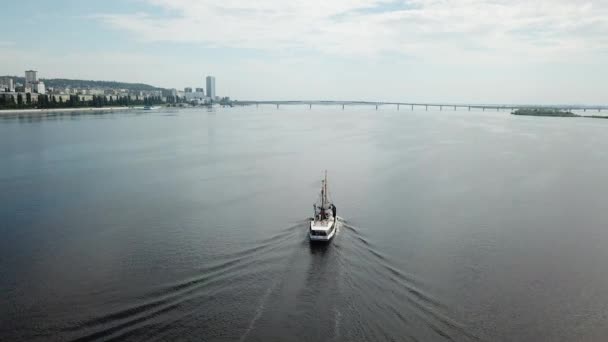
[236,101,606,111]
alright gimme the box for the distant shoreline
[0,107,139,115]
[511,108,608,119]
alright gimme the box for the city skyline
[1,70,219,97]
[1,1,607,104]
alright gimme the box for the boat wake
[59,218,479,342]
[336,220,480,341]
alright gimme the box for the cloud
[4,1,605,103]
[95,0,608,62]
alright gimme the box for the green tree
[17,93,23,107]
[26,93,32,105]
[38,95,49,108]
[69,95,78,107]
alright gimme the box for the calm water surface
[2,107,608,341]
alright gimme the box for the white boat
[310,171,337,242]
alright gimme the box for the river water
[2,106,608,341]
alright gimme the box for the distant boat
[310,171,337,242]
[143,106,160,110]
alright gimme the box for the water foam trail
[238,280,278,342]
[333,308,342,341]
[239,222,313,341]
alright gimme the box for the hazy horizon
[1,0,607,104]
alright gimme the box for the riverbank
[0,107,139,115]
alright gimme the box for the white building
[184,91,205,101]
[88,89,105,95]
[0,77,14,92]
[32,81,46,94]
[206,76,215,99]
[1,78,14,92]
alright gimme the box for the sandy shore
[0,107,140,115]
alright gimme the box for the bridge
[235,100,607,112]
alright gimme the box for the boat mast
[320,171,327,210]
[324,170,328,208]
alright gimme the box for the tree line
[0,94,164,110]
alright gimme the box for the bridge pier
[454,106,456,111]
[276,104,279,109]
[411,105,414,111]
[256,103,258,108]
[342,104,344,110]
[468,106,470,111]
[440,106,442,111]
[376,105,378,110]
[397,104,399,110]
[309,104,312,109]
[426,105,428,111]
[483,108,485,111]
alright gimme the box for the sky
[1,0,607,104]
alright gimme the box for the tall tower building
[206,76,216,99]
[25,70,37,86]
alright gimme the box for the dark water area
[2,107,608,341]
